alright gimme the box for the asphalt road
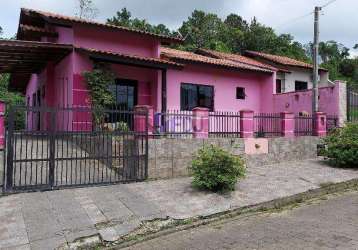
[124,191,358,250]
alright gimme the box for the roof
[0,39,73,91]
[20,8,184,44]
[18,24,58,40]
[161,47,273,74]
[0,39,72,74]
[76,47,183,70]
[197,49,277,71]
[245,50,328,71]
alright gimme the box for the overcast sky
[1,0,357,54]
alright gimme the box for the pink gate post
[192,107,209,139]
[134,105,154,135]
[240,110,254,138]
[314,112,327,137]
[0,101,5,149]
[281,112,294,137]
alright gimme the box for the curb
[103,178,358,249]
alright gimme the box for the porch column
[240,110,254,138]
[134,105,154,135]
[314,112,327,137]
[161,69,167,113]
[281,112,294,137]
[0,101,4,149]
[192,107,209,139]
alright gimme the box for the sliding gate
[3,106,148,192]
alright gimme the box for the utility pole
[312,6,321,113]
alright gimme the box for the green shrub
[190,145,246,192]
[323,123,358,168]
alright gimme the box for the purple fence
[154,110,193,137]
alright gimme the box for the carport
[0,39,72,92]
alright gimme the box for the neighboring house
[244,51,330,93]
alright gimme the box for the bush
[190,145,246,192]
[323,123,358,168]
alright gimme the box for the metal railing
[209,111,241,138]
[254,113,281,138]
[294,115,314,136]
[326,115,339,132]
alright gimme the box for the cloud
[0,0,357,50]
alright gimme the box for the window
[236,87,246,99]
[108,79,137,110]
[276,79,282,94]
[295,81,308,91]
[180,83,214,111]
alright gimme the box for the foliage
[190,145,246,192]
[323,123,358,168]
[107,8,177,37]
[0,74,25,129]
[82,64,116,125]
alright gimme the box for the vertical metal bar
[145,110,149,180]
[5,106,15,191]
[49,110,56,188]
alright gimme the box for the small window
[276,79,282,93]
[236,87,245,99]
[295,81,308,91]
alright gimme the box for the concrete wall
[147,136,321,179]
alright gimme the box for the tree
[76,0,98,19]
[178,10,232,52]
[107,8,173,37]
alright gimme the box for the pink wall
[73,24,160,58]
[166,65,274,112]
[273,85,340,115]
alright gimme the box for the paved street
[124,191,358,250]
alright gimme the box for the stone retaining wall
[148,136,321,179]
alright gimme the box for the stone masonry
[148,136,321,179]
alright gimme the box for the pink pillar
[192,107,209,139]
[281,112,294,138]
[0,102,4,149]
[240,110,254,138]
[134,105,154,134]
[314,112,327,137]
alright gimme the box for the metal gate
[347,86,358,123]
[3,106,148,192]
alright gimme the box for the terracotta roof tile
[161,47,273,73]
[76,47,183,68]
[197,49,277,71]
[21,8,184,44]
[245,50,327,71]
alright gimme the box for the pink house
[0,8,346,132]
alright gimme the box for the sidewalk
[0,159,358,249]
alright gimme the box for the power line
[321,0,338,8]
[275,11,314,29]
